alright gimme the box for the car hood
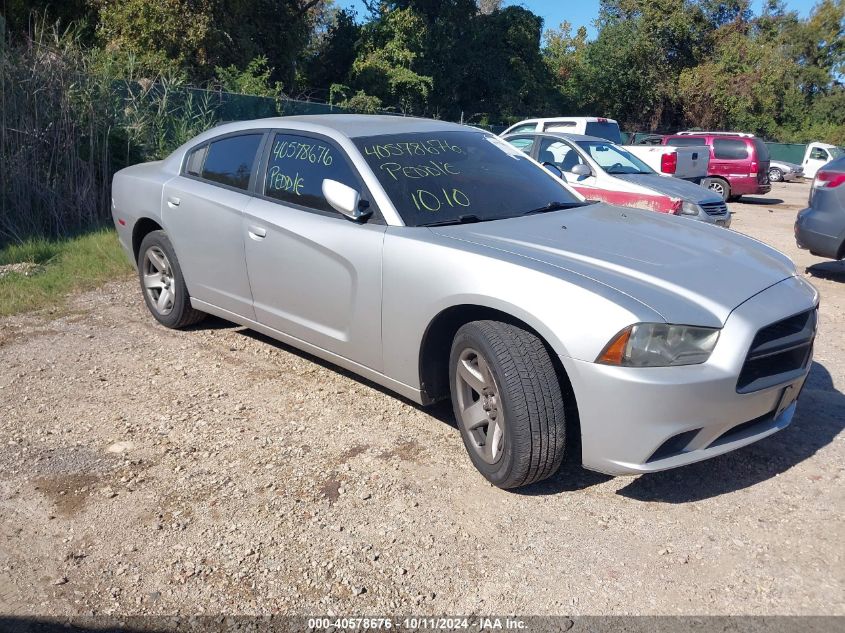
[771,161,801,170]
[430,203,796,327]
[612,174,722,204]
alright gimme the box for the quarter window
[185,145,208,176]
[263,133,359,213]
[713,138,749,160]
[201,134,263,190]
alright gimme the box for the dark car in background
[796,156,845,260]
[662,134,771,201]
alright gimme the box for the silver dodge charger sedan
[112,115,818,489]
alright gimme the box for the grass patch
[0,229,133,316]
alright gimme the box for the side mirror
[571,163,592,177]
[322,179,372,222]
[542,162,563,180]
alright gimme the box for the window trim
[253,129,385,224]
[180,129,271,195]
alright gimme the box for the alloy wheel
[708,181,725,197]
[142,246,176,316]
[454,347,505,464]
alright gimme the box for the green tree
[214,56,284,97]
[302,8,361,100]
[350,7,433,113]
[93,0,213,76]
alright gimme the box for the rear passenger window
[263,133,359,213]
[200,134,263,190]
[713,139,748,160]
[185,145,208,176]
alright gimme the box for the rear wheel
[769,167,784,182]
[138,230,205,329]
[703,177,730,201]
[449,320,567,489]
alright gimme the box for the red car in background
[661,133,771,201]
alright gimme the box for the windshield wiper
[521,201,587,216]
[421,214,485,227]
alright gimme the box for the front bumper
[562,276,817,475]
[696,212,731,227]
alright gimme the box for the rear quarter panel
[111,161,174,266]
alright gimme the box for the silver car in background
[112,115,818,489]
[769,159,804,183]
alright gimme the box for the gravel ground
[0,180,843,617]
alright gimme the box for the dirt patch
[33,473,101,517]
[378,439,424,463]
[319,478,342,504]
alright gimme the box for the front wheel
[768,167,784,182]
[137,230,205,329]
[449,320,567,489]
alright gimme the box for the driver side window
[263,133,360,214]
[538,138,584,176]
[810,148,829,161]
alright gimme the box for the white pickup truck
[500,118,710,182]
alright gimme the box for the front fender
[380,228,661,391]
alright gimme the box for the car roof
[513,117,617,124]
[207,114,468,139]
[504,131,608,143]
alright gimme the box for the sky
[335,1,820,38]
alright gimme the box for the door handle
[167,196,181,208]
[248,225,266,240]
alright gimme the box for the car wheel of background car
[137,230,206,329]
[703,177,730,201]
[449,320,567,489]
[769,167,784,182]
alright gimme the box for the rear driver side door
[162,132,266,320]
[242,131,386,371]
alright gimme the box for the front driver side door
[242,131,386,371]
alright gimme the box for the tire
[769,167,783,182]
[449,320,567,489]
[702,177,730,201]
[137,230,205,329]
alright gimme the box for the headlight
[680,201,702,216]
[597,323,720,367]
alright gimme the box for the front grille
[701,201,728,216]
[736,309,816,393]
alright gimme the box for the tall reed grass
[0,21,221,247]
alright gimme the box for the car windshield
[830,147,845,159]
[353,131,582,226]
[575,140,655,175]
